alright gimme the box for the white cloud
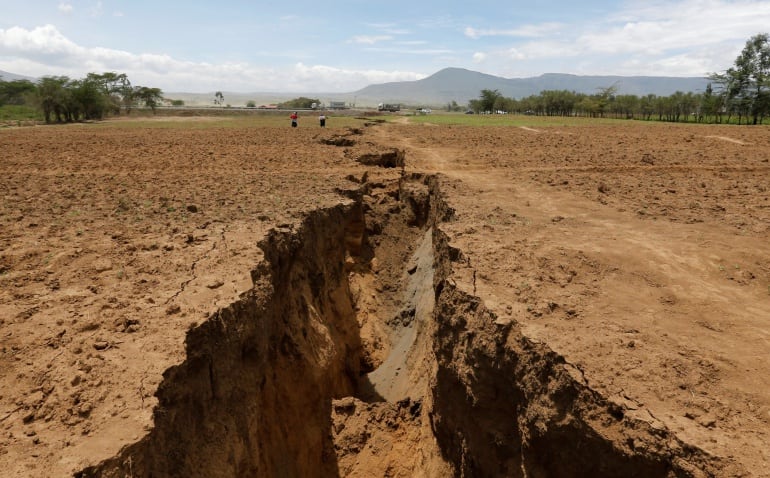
[363,47,454,55]
[396,40,428,46]
[293,63,426,91]
[506,48,527,61]
[364,24,410,35]
[464,27,479,39]
[0,24,81,57]
[89,1,104,18]
[416,15,456,30]
[470,0,770,78]
[349,35,392,45]
[384,28,410,35]
[465,23,563,39]
[4,0,768,92]
[0,25,425,92]
[578,0,770,56]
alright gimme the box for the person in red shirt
[290,111,298,127]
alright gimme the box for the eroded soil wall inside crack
[78,202,368,478]
[429,228,735,477]
[76,171,452,478]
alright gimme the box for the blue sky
[1,0,769,92]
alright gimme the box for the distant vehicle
[329,101,347,109]
[378,103,401,112]
[417,108,432,114]
[465,110,475,114]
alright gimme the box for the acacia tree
[592,85,618,118]
[479,89,502,112]
[32,72,162,123]
[86,72,132,113]
[133,86,163,111]
[702,83,728,123]
[0,79,36,106]
[711,33,770,125]
[36,76,70,123]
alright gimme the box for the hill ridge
[352,67,710,106]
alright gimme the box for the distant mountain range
[1,67,711,107]
[0,69,36,82]
[352,67,711,106]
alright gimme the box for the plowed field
[1,116,769,477]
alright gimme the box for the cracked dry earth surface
[1,117,769,477]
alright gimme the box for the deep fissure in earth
[77,153,726,477]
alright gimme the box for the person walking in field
[319,113,326,128]
[290,111,298,127]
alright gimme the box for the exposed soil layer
[1,119,769,477]
[377,122,769,477]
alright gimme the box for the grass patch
[0,105,42,122]
[401,112,625,127]
[399,113,715,127]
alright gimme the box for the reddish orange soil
[1,118,769,476]
[382,122,770,476]
[0,123,376,476]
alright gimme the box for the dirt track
[1,118,769,476]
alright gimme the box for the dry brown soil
[1,118,769,477]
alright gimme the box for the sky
[1,0,769,93]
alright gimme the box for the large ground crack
[76,137,736,477]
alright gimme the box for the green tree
[518,95,540,115]
[592,85,618,118]
[700,84,724,123]
[711,33,770,124]
[36,76,70,123]
[478,89,502,112]
[70,76,109,120]
[31,72,162,123]
[446,100,461,112]
[613,94,639,119]
[540,90,579,116]
[0,79,36,106]
[86,72,132,113]
[493,95,512,113]
[277,97,320,109]
[134,87,164,112]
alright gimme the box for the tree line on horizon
[466,33,770,125]
[0,72,163,123]
[465,85,734,123]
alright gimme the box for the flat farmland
[1,116,769,476]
